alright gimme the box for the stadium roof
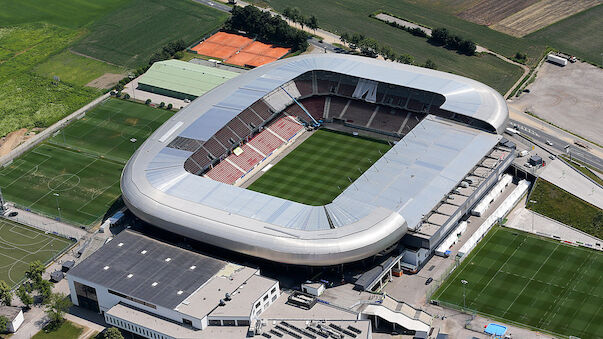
[121,54,508,266]
[68,230,227,309]
[138,59,238,98]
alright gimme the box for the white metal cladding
[121,54,508,265]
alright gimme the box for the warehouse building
[137,59,238,101]
[67,231,280,338]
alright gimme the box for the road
[509,119,603,171]
[192,0,231,12]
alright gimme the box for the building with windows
[67,230,279,339]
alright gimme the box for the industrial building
[137,59,238,100]
[121,53,514,267]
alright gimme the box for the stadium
[121,54,514,266]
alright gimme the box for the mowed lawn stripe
[248,129,391,205]
[433,226,603,338]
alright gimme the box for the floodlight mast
[461,279,468,309]
[280,85,320,127]
[0,187,5,214]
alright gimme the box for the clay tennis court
[191,32,290,67]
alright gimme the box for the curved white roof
[121,54,507,265]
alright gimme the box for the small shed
[62,260,75,273]
[529,155,543,166]
[301,282,325,297]
[0,306,24,332]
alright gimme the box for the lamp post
[53,193,62,221]
[461,280,468,309]
[529,200,537,233]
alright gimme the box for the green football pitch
[0,218,74,287]
[0,99,172,227]
[432,226,603,338]
[248,129,391,205]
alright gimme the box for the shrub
[423,59,437,69]
[167,103,173,110]
[159,102,165,108]
[430,27,449,45]
[124,93,130,100]
[458,40,477,56]
[145,99,151,105]
[174,51,184,59]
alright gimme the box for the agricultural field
[0,99,172,226]
[457,0,537,26]
[248,130,391,205]
[433,226,603,339]
[0,24,99,137]
[0,218,74,287]
[526,179,603,239]
[34,50,128,88]
[528,4,603,67]
[72,0,229,68]
[492,0,601,37]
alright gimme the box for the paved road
[509,119,603,171]
[192,0,231,12]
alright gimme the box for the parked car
[7,211,18,217]
[545,140,553,146]
[425,277,433,285]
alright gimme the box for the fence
[11,202,94,232]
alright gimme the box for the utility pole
[529,200,538,233]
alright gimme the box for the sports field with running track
[0,218,74,287]
[248,129,391,205]
[432,226,603,338]
[0,99,172,226]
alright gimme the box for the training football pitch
[248,129,391,205]
[0,99,172,227]
[432,226,603,338]
[0,219,74,287]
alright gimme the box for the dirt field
[491,0,601,37]
[509,61,603,145]
[85,73,125,89]
[457,0,537,25]
[0,128,42,157]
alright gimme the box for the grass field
[0,0,126,29]
[72,0,229,68]
[528,4,603,67]
[526,179,602,239]
[34,50,128,87]
[0,24,99,137]
[0,99,172,226]
[256,0,527,94]
[32,320,83,339]
[0,219,74,287]
[248,129,391,205]
[433,226,603,338]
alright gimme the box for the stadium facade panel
[121,54,508,266]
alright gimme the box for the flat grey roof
[68,231,226,309]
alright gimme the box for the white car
[546,140,553,146]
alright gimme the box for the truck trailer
[547,54,568,66]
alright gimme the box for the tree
[307,15,318,32]
[104,327,124,339]
[445,35,462,50]
[397,54,414,65]
[167,103,173,110]
[340,32,350,45]
[0,281,10,306]
[423,59,437,69]
[145,99,152,105]
[0,316,7,333]
[458,39,476,56]
[348,33,365,49]
[430,27,449,45]
[37,280,53,303]
[159,102,165,108]
[123,93,130,100]
[380,45,396,61]
[17,285,33,309]
[45,293,72,327]
[26,261,44,284]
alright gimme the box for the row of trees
[339,32,437,69]
[381,19,428,38]
[282,7,318,32]
[148,39,188,66]
[430,28,476,56]
[224,5,309,52]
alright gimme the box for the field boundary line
[0,92,110,167]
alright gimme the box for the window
[108,289,157,309]
[272,295,277,302]
[263,294,268,301]
[237,320,250,326]
[255,301,261,309]
[271,287,277,294]
[209,320,221,326]
[183,319,193,327]
[223,320,236,326]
